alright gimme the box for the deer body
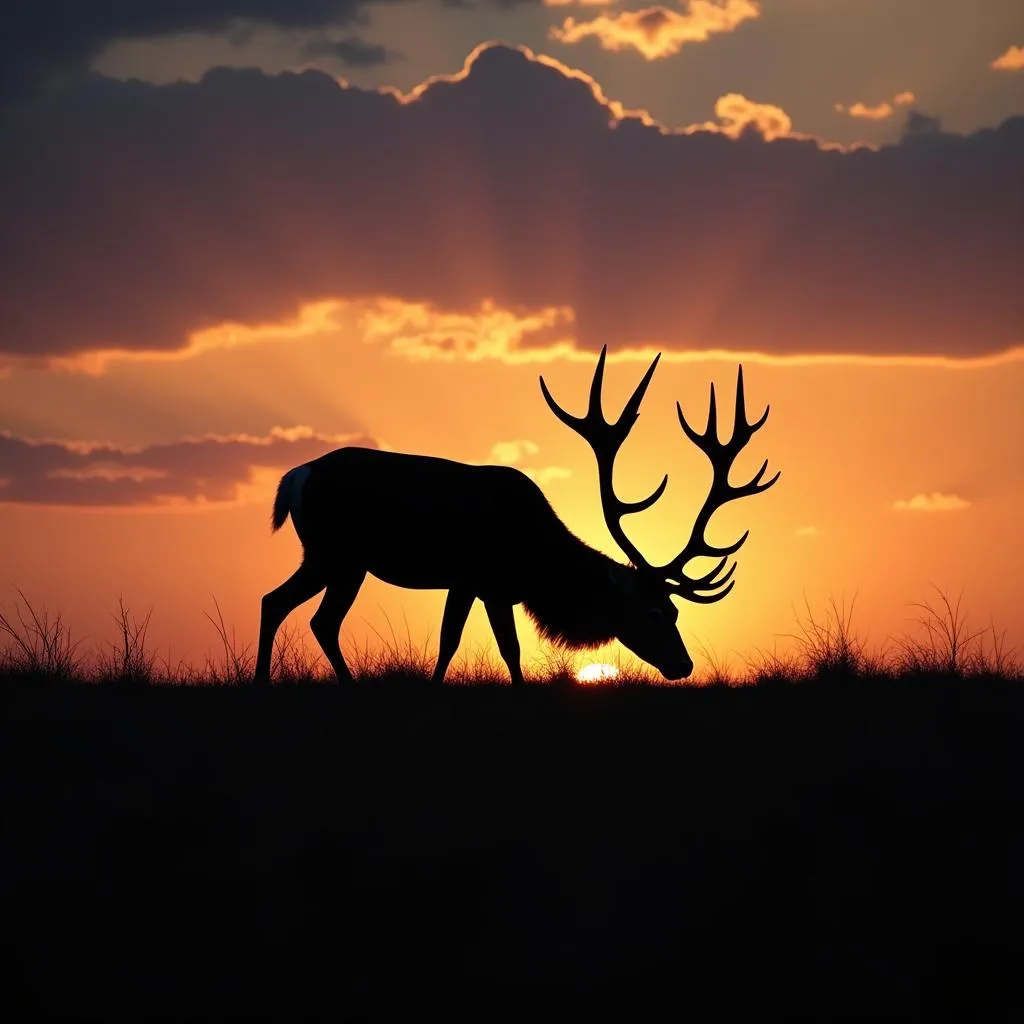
[255,446,658,685]
[255,349,778,686]
[282,447,591,598]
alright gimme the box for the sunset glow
[577,663,621,684]
[1,1,1022,684]
[7,9,1024,1017]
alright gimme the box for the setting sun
[577,662,620,684]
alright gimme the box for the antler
[658,365,780,603]
[539,345,666,571]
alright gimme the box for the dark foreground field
[2,676,1023,1018]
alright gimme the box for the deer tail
[271,465,311,533]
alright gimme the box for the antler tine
[539,376,579,431]
[620,350,661,428]
[676,400,703,447]
[731,365,772,449]
[677,380,722,448]
[539,346,666,570]
[734,365,747,441]
[677,580,737,604]
[586,345,609,423]
[707,380,719,443]
[659,365,779,601]
[670,555,736,591]
[666,550,740,603]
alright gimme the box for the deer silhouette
[254,347,779,685]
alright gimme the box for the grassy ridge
[2,590,1022,1015]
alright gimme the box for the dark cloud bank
[1,0,515,100]
[2,1,406,100]
[1,43,1022,363]
[302,37,395,68]
[0,430,377,507]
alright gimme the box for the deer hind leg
[255,561,327,685]
[484,601,525,686]
[310,569,367,685]
[432,588,475,685]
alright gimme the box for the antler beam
[660,365,780,602]
[539,346,666,571]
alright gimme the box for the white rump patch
[286,464,312,534]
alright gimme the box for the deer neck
[522,543,621,651]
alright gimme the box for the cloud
[795,525,818,537]
[0,426,375,507]
[357,300,576,363]
[991,45,1024,71]
[685,92,795,141]
[901,109,943,137]
[522,466,573,485]
[486,438,571,486]
[45,301,347,375]
[0,0,540,103]
[835,91,918,121]
[844,101,893,121]
[1,1,379,103]
[1,42,1022,368]
[892,492,971,512]
[302,37,397,67]
[489,439,540,464]
[549,0,760,60]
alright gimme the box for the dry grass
[1,585,1020,687]
[0,586,85,680]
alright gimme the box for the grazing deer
[254,347,779,685]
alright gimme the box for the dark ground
[2,677,1023,1018]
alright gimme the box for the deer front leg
[484,601,525,686]
[433,588,474,685]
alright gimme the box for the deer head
[539,346,779,679]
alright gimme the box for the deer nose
[660,655,694,680]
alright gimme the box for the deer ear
[608,563,634,595]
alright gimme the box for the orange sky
[1,2,1022,679]
[2,303,1021,678]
